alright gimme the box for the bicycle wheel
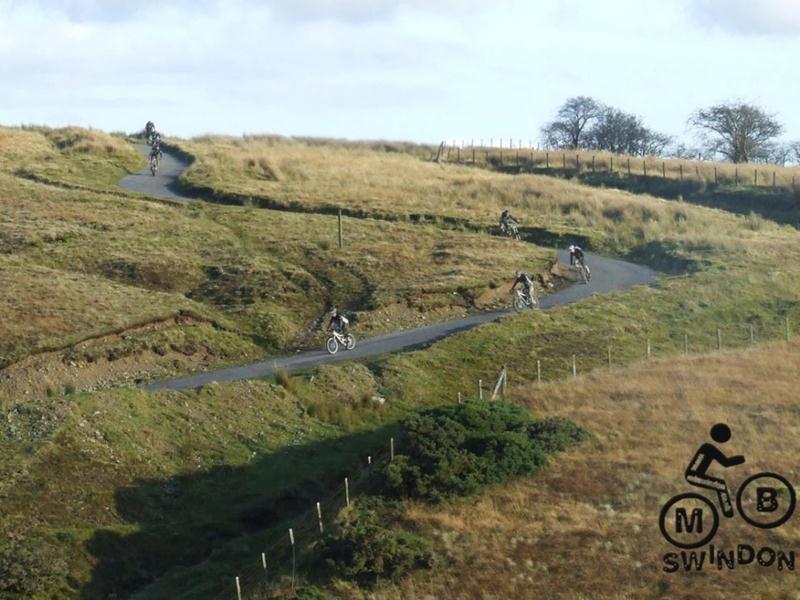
[326,336,339,355]
[658,492,719,549]
[513,295,526,312]
[345,334,356,350]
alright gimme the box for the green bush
[0,538,68,596]
[319,501,433,584]
[381,401,588,501]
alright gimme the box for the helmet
[515,270,522,277]
[331,308,338,317]
[501,209,509,216]
[568,245,576,252]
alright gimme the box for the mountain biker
[328,308,350,335]
[149,141,162,163]
[499,209,518,233]
[510,270,534,302]
[684,423,745,518]
[568,244,585,266]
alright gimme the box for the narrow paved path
[119,143,192,202]
[119,143,656,391]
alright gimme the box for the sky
[1,0,799,145]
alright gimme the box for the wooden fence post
[773,171,776,188]
[735,167,739,186]
[610,156,614,172]
[317,501,324,534]
[754,169,758,186]
[457,391,462,404]
[537,360,541,384]
[646,338,651,359]
[714,166,718,185]
[235,576,242,600]
[786,316,791,341]
[344,478,350,507]
[546,152,549,168]
[390,437,395,461]
[679,164,683,181]
[607,346,612,368]
[289,528,296,592]
[337,209,343,249]
[572,355,577,378]
[662,161,666,177]
[479,379,483,400]
[502,365,507,396]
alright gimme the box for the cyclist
[568,244,585,266]
[328,308,350,335]
[149,141,162,163]
[684,423,745,518]
[499,209,518,235]
[510,270,535,303]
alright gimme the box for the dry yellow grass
[373,340,800,600]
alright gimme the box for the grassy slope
[380,339,800,600]
[2,129,800,597]
[0,127,553,403]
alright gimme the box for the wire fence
[206,311,796,599]
[435,140,800,189]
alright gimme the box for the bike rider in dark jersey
[328,308,350,335]
[684,423,745,518]
[568,244,585,266]
[499,209,518,234]
[510,270,534,302]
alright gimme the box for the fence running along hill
[435,140,800,189]
[203,311,797,600]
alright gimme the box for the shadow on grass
[80,423,397,599]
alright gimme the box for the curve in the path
[118,143,657,391]
[146,250,655,391]
[119,143,192,202]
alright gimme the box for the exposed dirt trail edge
[120,145,656,391]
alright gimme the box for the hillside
[1,127,800,598]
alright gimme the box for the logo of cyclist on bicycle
[659,423,796,550]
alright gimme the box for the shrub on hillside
[0,538,68,595]
[318,500,433,584]
[381,401,589,502]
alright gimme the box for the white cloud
[689,0,800,35]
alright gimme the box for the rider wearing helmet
[499,209,518,233]
[568,244,585,266]
[328,308,350,334]
[510,270,534,302]
[145,121,155,138]
[149,140,162,162]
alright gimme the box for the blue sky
[1,0,799,144]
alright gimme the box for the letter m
[675,508,703,533]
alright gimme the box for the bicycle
[149,154,159,176]
[512,287,537,312]
[574,258,591,284]
[658,470,796,549]
[326,329,356,355]
[500,221,521,241]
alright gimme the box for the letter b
[757,487,779,513]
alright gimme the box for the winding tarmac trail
[120,145,657,392]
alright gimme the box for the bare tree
[541,96,601,149]
[689,102,783,163]
[586,107,671,156]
